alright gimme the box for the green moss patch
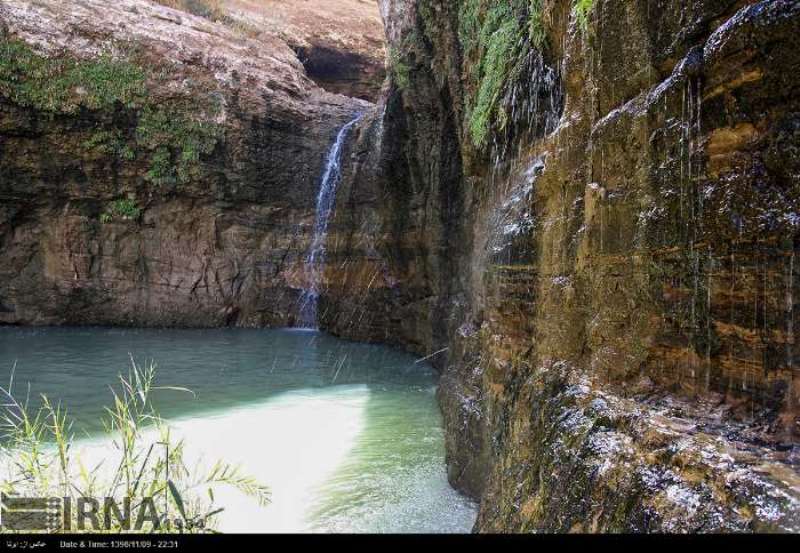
[101,198,141,223]
[387,47,411,91]
[0,36,222,188]
[458,0,595,150]
[574,0,596,32]
[0,39,146,113]
[136,106,221,186]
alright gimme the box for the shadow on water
[0,326,477,532]
[308,382,478,533]
[0,327,436,436]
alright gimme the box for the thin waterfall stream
[298,114,363,329]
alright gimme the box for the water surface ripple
[0,327,477,533]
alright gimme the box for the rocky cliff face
[0,0,373,327]
[324,0,800,532]
[221,0,387,101]
[152,0,387,101]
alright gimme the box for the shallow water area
[0,327,477,533]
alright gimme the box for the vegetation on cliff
[0,38,146,112]
[387,47,411,91]
[100,199,142,224]
[457,0,594,149]
[387,0,799,533]
[0,363,268,532]
[0,35,222,192]
[459,0,529,149]
[573,0,595,31]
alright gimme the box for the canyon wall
[0,0,371,327]
[324,0,800,532]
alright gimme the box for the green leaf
[167,479,187,522]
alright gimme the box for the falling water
[298,114,362,328]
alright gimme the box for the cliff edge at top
[155,0,387,100]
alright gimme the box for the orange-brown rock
[323,0,800,532]
[0,0,372,327]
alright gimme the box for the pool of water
[0,327,477,533]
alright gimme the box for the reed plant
[0,360,269,533]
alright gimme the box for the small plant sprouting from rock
[0,361,270,533]
[84,130,137,162]
[101,199,142,223]
[528,0,547,49]
[387,28,428,93]
[388,47,411,90]
[573,0,595,32]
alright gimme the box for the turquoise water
[0,327,477,533]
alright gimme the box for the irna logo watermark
[0,493,208,532]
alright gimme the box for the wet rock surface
[324,0,800,532]
[0,0,370,328]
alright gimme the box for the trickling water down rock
[298,114,363,329]
[321,0,800,532]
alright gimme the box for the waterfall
[297,114,362,329]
